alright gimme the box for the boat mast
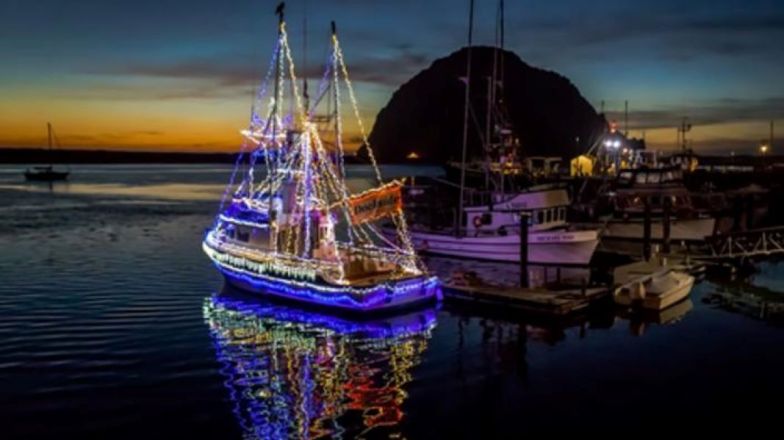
[273,2,285,151]
[456,0,474,236]
[47,122,53,167]
[302,0,309,114]
[497,0,505,195]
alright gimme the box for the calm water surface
[1,165,783,438]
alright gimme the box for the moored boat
[600,166,716,244]
[387,0,599,266]
[613,264,695,310]
[24,123,69,182]
[400,186,599,265]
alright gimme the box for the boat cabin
[464,187,570,233]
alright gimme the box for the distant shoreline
[0,148,367,165]
[0,147,779,166]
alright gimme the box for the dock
[443,281,610,316]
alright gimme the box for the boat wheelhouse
[203,9,439,312]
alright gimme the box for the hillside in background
[366,46,607,163]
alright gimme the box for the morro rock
[366,46,606,163]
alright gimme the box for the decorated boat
[203,7,439,312]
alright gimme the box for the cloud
[513,11,784,62]
[604,97,784,131]
[54,81,249,101]
[74,43,433,103]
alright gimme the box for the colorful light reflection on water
[203,291,437,439]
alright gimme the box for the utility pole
[771,120,775,152]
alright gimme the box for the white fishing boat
[203,8,439,312]
[402,186,599,265]
[389,1,599,266]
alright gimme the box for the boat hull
[403,228,599,265]
[614,272,694,310]
[218,266,440,313]
[203,240,441,312]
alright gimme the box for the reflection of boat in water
[203,292,437,439]
[202,7,438,312]
[619,299,694,336]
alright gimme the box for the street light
[760,143,769,156]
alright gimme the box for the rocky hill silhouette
[365,46,606,163]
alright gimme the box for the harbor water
[1,164,783,438]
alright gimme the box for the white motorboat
[614,264,695,310]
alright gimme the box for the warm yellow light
[760,144,769,155]
[406,151,420,160]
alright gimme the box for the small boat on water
[24,123,69,182]
[613,263,695,310]
[203,8,439,313]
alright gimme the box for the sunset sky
[1,0,782,154]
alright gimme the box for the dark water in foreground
[1,165,783,438]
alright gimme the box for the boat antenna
[47,122,53,167]
[456,0,474,237]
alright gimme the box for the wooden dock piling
[519,212,530,287]
[663,197,672,254]
[643,201,652,261]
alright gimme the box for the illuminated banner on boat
[348,181,403,224]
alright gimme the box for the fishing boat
[389,0,600,266]
[202,7,439,312]
[601,167,716,243]
[402,185,599,265]
[24,123,69,182]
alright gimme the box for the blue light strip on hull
[213,263,440,311]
